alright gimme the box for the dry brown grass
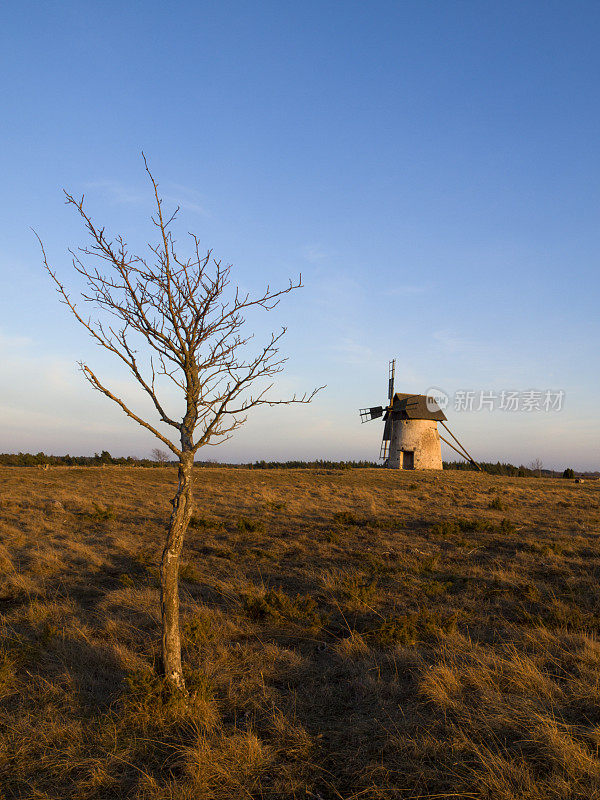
[1,465,600,798]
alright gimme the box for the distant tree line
[443,460,597,478]
[246,459,379,470]
[0,453,379,469]
[248,460,589,476]
[0,452,595,478]
[444,460,539,476]
[0,451,159,467]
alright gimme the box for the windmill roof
[387,393,447,422]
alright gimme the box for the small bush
[90,502,115,521]
[333,511,362,525]
[185,669,215,702]
[371,616,419,647]
[125,668,214,713]
[563,468,575,479]
[488,497,503,510]
[499,518,517,534]
[268,501,287,511]
[333,511,385,528]
[365,610,458,648]
[184,614,216,646]
[430,519,458,537]
[124,669,165,714]
[458,518,492,532]
[243,587,322,628]
[423,578,454,596]
[430,518,491,537]
[237,517,264,533]
[339,572,379,605]
[189,515,220,529]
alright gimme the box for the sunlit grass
[0,465,599,798]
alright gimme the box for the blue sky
[1,1,599,469]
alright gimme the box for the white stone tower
[382,394,445,470]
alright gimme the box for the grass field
[1,466,600,799]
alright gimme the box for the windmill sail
[382,415,393,441]
[380,414,393,460]
[359,406,384,423]
[388,359,395,401]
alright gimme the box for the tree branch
[81,364,182,457]
[36,155,324,459]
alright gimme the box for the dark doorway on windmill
[401,451,414,470]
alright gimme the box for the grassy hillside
[1,466,600,799]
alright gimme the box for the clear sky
[1,1,599,469]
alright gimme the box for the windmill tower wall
[387,419,443,470]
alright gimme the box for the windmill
[359,360,481,470]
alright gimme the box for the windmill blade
[382,415,393,440]
[380,415,393,460]
[380,437,390,460]
[359,406,384,423]
[388,359,396,400]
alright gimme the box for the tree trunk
[160,450,194,693]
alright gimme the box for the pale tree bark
[161,450,193,692]
[36,154,323,693]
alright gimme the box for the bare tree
[529,458,543,477]
[151,447,170,464]
[36,156,321,693]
